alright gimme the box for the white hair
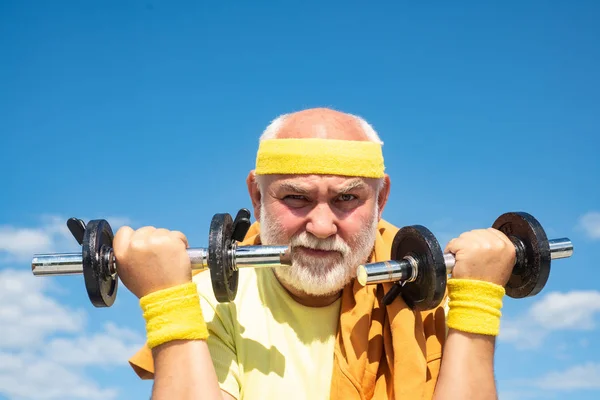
[259,113,289,141]
[259,112,384,145]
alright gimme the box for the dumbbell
[31,209,291,307]
[356,212,574,310]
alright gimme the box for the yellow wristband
[140,282,209,349]
[446,278,505,336]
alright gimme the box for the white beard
[259,203,379,297]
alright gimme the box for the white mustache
[290,232,350,255]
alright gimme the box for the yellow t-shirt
[195,267,342,400]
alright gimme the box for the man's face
[256,174,383,297]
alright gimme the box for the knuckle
[112,246,124,259]
[130,237,148,252]
[131,227,151,241]
[507,243,517,257]
[115,226,128,236]
[482,240,492,247]
[153,228,171,236]
[458,232,471,241]
[138,226,156,235]
[148,233,169,247]
[488,235,499,244]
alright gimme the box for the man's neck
[272,271,342,307]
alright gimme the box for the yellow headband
[255,138,385,178]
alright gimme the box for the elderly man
[122,108,514,399]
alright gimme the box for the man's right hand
[112,226,193,299]
[113,226,230,400]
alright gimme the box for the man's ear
[377,174,391,220]
[246,170,262,220]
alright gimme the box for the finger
[445,236,465,255]
[146,228,186,250]
[169,230,189,248]
[444,238,455,254]
[464,229,506,253]
[446,229,490,254]
[487,228,517,262]
[132,226,156,240]
[153,228,172,236]
[487,227,513,246]
[113,226,134,259]
[464,229,490,242]
[149,228,174,245]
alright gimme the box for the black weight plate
[82,219,118,307]
[208,213,239,303]
[392,225,447,311]
[492,212,551,298]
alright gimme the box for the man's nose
[305,204,338,239]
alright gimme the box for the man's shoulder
[377,218,400,241]
[378,218,399,231]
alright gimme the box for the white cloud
[499,290,600,349]
[577,211,600,240]
[0,215,132,263]
[44,322,144,367]
[500,363,600,398]
[0,352,119,400]
[0,269,145,400]
[498,390,547,400]
[0,227,53,257]
[529,291,600,330]
[0,270,85,349]
[534,362,600,391]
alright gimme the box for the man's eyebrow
[335,179,368,194]
[273,178,368,195]
[275,182,312,194]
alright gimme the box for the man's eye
[338,194,357,202]
[284,195,307,201]
[282,195,310,207]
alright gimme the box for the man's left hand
[445,228,516,286]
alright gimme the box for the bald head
[260,107,383,144]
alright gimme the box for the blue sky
[1,1,599,399]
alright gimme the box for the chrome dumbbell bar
[31,209,292,307]
[357,238,573,285]
[32,244,291,277]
